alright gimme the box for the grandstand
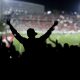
[9,12,80,34]
[1,0,80,34]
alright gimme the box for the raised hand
[54,20,58,26]
[52,20,58,27]
[50,20,58,31]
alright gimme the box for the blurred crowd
[3,10,80,32]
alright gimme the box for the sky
[18,0,80,12]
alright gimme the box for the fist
[54,20,58,26]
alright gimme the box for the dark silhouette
[49,38,62,48]
[0,34,20,64]
[6,19,58,64]
[0,20,79,65]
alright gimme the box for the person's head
[27,28,37,38]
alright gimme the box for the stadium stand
[9,13,80,32]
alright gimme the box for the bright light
[47,11,52,14]
[10,56,12,59]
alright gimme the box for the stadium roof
[18,0,80,12]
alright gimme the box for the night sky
[18,0,80,12]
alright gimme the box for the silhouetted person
[6,19,58,64]
[49,38,62,49]
[0,36,9,64]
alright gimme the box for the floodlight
[47,11,52,14]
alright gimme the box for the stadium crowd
[3,10,80,32]
[0,19,80,65]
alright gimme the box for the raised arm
[6,19,23,43]
[49,37,59,45]
[49,37,56,44]
[40,21,58,41]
